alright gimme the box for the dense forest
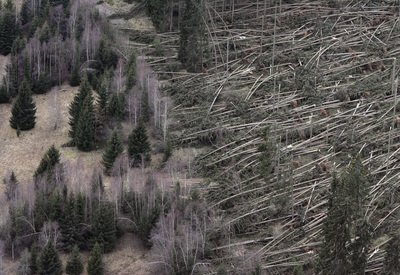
[2,0,400,274]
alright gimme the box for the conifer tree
[29,244,39,275]
[87,243,103,275]
[128,121,151,167]
[65,245,83,275]
[383,234,400,275]
[0,0,18,55]
[318,175,351,275]
[70,45,81,87]
[38,241,63,275]
[178,0,207,72]
[97,71,111,114]
[34,145,61,179]
[140,91,150,123]
[107,93,125,120]
[350,221,372,275]
[126,52,136,91]
[10,78,36,131]
[69,76,91,141]
[3,171,18,201]
[91,202,116,253]
[75,93,96,151]
[0,83,10,103]
[102,131,124,175]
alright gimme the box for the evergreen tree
[126,52,136,91]
[91,202,116,253]
[0,1,18,55]
[87,243,103,275]
[65,245,83,275]
[107,93,125,120]
[3,171,18,201]
[96,37,118,70]
[10,78,36,131]
[128,121,151,167]
[350,221,372,275]
[383,234,400,275]
[60,193,81,251]
[29,244,39,275]
[0,82,10,103]
[97,70,111,114]
[140,91,150,123]
[258,128,275,182]
[75,92,96,151]
[102,131,124,175]
[318,175,351,275]
[34,145,61,179]
[70,45,81,87]
[20,0,31,25]
[69,75,91,141]
[38,241,63,275]
[178,0,207,72]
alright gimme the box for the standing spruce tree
[383,234,400,275]
[34,145,61,180]
[350,221,372,275]
[38,241,63,275]
[60,193,80,251]
[128,121,151,167]
[0,0,18,55]
[70,45,81,87]
[91,202,116,253]
[3,171,18,201]
[29,244,39,275]
[126,52,136,91]
[102,131,123,175]
[87,243,104,275]
[0,82,10,103]
[75,92,96,151]
[10,78,36,131]
[178,0,207,72]
[318,158,370,275]
[318,175,351,275]
[69,76,91,142]
[65,245,84,275]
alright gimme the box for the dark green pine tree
[102,131,123,175]
[87,243,104,275]
[178,0,207,72]
[69,75,91,141]
[69,45,81,87]
[125,52,136,91]
[34,145,61,179]
[38,241,63,275]
[75,93,96,151]
[29,244,39,275]
[91,202,116,253]
[10,78,36,131]
[97,70,111,115]
[3,171,18,201]
[0,81,10,103]
[258,128,275,183]
[65,245,84,275]
[128,121,151,167]
[0,0,18,55]
[350,221,372,275]
[140,91,150,123]
[20,0,31,25]
[60,193,80,251]
[107,93,125,120]
[318,174,352,275]
[383,234,400,275]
